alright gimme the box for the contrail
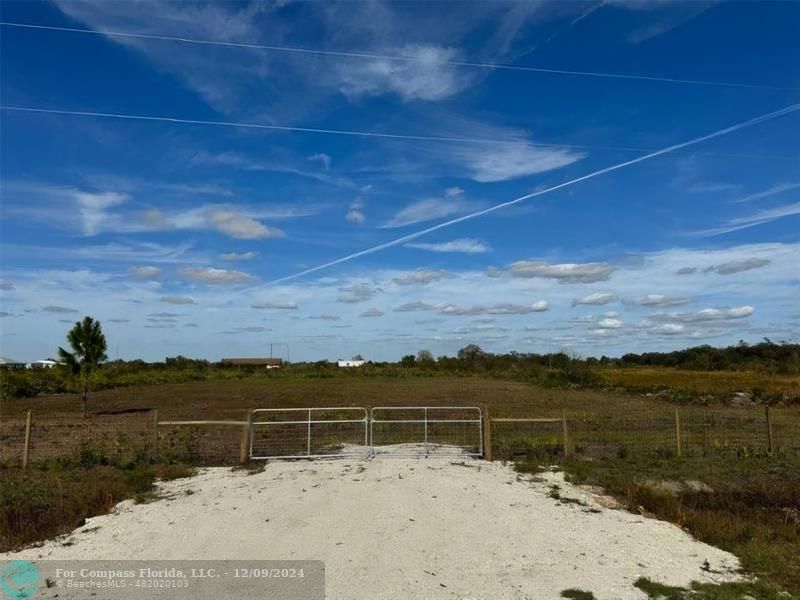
[265,101,800,285]
[0,105,792,160]
[515,1,606,60]
[2,21,797,92]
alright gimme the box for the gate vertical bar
[307,408,312,456]
[424,407,429,456]
[477,407,483,457]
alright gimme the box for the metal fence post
[240,410,253,464]
[675,407,682,458]
[765,405,774,454]
[483,405,492,461]
[22,410,32,468]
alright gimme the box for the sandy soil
[3,457,742,599]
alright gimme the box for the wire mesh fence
[492,406,800,460]
[2,404,798,467]
[157,422,244,466]
[0,410,157,466]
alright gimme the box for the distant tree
[400,354,416,367]
[58,316,108,417]
[457,344,484,363]
[352,354,364,361]
[416,349,434,364]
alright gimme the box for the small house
[0,357,27,370]
[337,360,366,368]
[29,359,58,369]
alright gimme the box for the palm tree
[58,316,108,417]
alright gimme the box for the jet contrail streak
[265,102,800,285]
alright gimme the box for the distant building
[220,358,283,369]
[0,357,27,370]
[29,359,58,369]
[337,360,366,368]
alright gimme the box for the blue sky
[1,0,798,362]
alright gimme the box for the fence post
[240,410,253,464]
[483,405,492,461]
[562,411,569,459]
[152,409,159,462]
[765,405,774,454]
[22,410,32,468]
[675,407,682,458]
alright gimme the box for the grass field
[2,373,799,596]
[597,366,800,402]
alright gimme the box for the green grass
[0,453,194,551]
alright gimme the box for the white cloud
[509,261,615,283]
[338,283,381,303]
[572,292,618,306]
[597,317,623,329]
[405,238,490,254]
[693,203,800,237]
[627,294,691,306]
[455,142,583,183]
[705,258,771,275]
[393,270,448,286]
[336,44,473,102]
[445,187,464,197]
[208,210,281,240]
[344,206,367,225]
[308,153,332,170]
[394,301,438,312]
[129,266,162,280]
[161,295,196,305]
[41,305,79,314]
[75,191,129,235]
[384,196,471,228]
[440,301,548,316]
[733,182,800,203]
[179,267,255,285]
[220,251,256,262]
[652,323,685,336]
[651,306,755,324]
[251,300,298,310]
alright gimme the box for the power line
[1,105,792,161]
[2,21,798,92]
[264,101,800,285]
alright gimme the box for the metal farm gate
[248,406,483,460]
[250,408,369,459]
[370,406,483,457]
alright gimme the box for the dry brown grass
[597,367,800,401]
